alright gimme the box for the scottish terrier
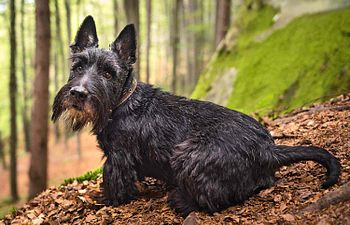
[52,16,340,216]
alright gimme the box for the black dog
[52,16,341,216]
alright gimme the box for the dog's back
[52,16,340,217]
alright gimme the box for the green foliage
[63,167,102,185]
[192,4,278,100]
[9,207,17,216]
[193,6,350,116]
[0,198,17,220]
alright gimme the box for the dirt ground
[1,93,350,224]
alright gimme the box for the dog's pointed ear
[70,16,99,53]
[110,24,136,64]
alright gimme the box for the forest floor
[0,130,103,217]
[1,93,350,225]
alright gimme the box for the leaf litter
[1,93,350,224]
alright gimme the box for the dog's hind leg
[167,187,200,217]
[169,136,252,216]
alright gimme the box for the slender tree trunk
[54,0,65,71]
[54,0,66,143]
[123,0,140,79]
[64,0,71,44]
[75,0,84,157]
[9,0,18,202]
[171,0,181,94]
[20,0,30,153]
[215,0,231,47]
[194,0,204,86]
[163,0,171,82]
[184,0,202,93]
[113,0,119,36]
[146,0,152,83]
[64,0,71,149]
[29,0,50,200]
[182,0,192,93]
[0,136,7,169]
[54,0,60,143]
[53,51,60,143]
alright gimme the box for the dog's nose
[70,86,88,100]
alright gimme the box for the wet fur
[52,16,341,217]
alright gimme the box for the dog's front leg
[102,151,138,206]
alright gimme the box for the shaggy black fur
[52,16,341,216]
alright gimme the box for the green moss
[192,4,278,99]
[63,167,102,185]
[193,6,350,116]
[227,7,350,114]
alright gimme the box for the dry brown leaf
[281,213,295,222]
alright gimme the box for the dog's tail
[273,145,340,188]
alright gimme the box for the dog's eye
[104,72,112,80]
[72,66,83,73]
[76,66,83,73]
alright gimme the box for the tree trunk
[182,0,192,94]
[29,0,50,200]
[171,0,181,94]
[9,0,19,202]
[64,0,71,149]
[54,0,63,143]
[53,51,60,143]
[183,0,203,93]
[64,0,71,44]
[146,0,152,83]
[113,0,119,37]
[54,0,66,82]
[123,0,140,79]
[215,0,231,47]
[20,0,30,153]
[0,135,7,169]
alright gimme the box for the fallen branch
[303,181,350,212]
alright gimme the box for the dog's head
[52,16,137,133]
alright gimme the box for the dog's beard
[58,99,96,131]
[53,94,112,134]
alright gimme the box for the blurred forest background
[0,0,350,217]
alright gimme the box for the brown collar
[117,78,138,107]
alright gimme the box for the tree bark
[113,0,119,37]
[54,0,64,143]
[146,0,152,83]
[215,0,231,47]
[53,50,60,143]
[183,0,203,93]
[123,0,140,79]
[64,0,71,149]
[29,0,50,200]
[171,0,181,94]
[9,0,19,202]
[0,134,7,169]
[64,0,71,44]
[20,0,30,153]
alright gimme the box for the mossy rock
[192,5,350,116]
